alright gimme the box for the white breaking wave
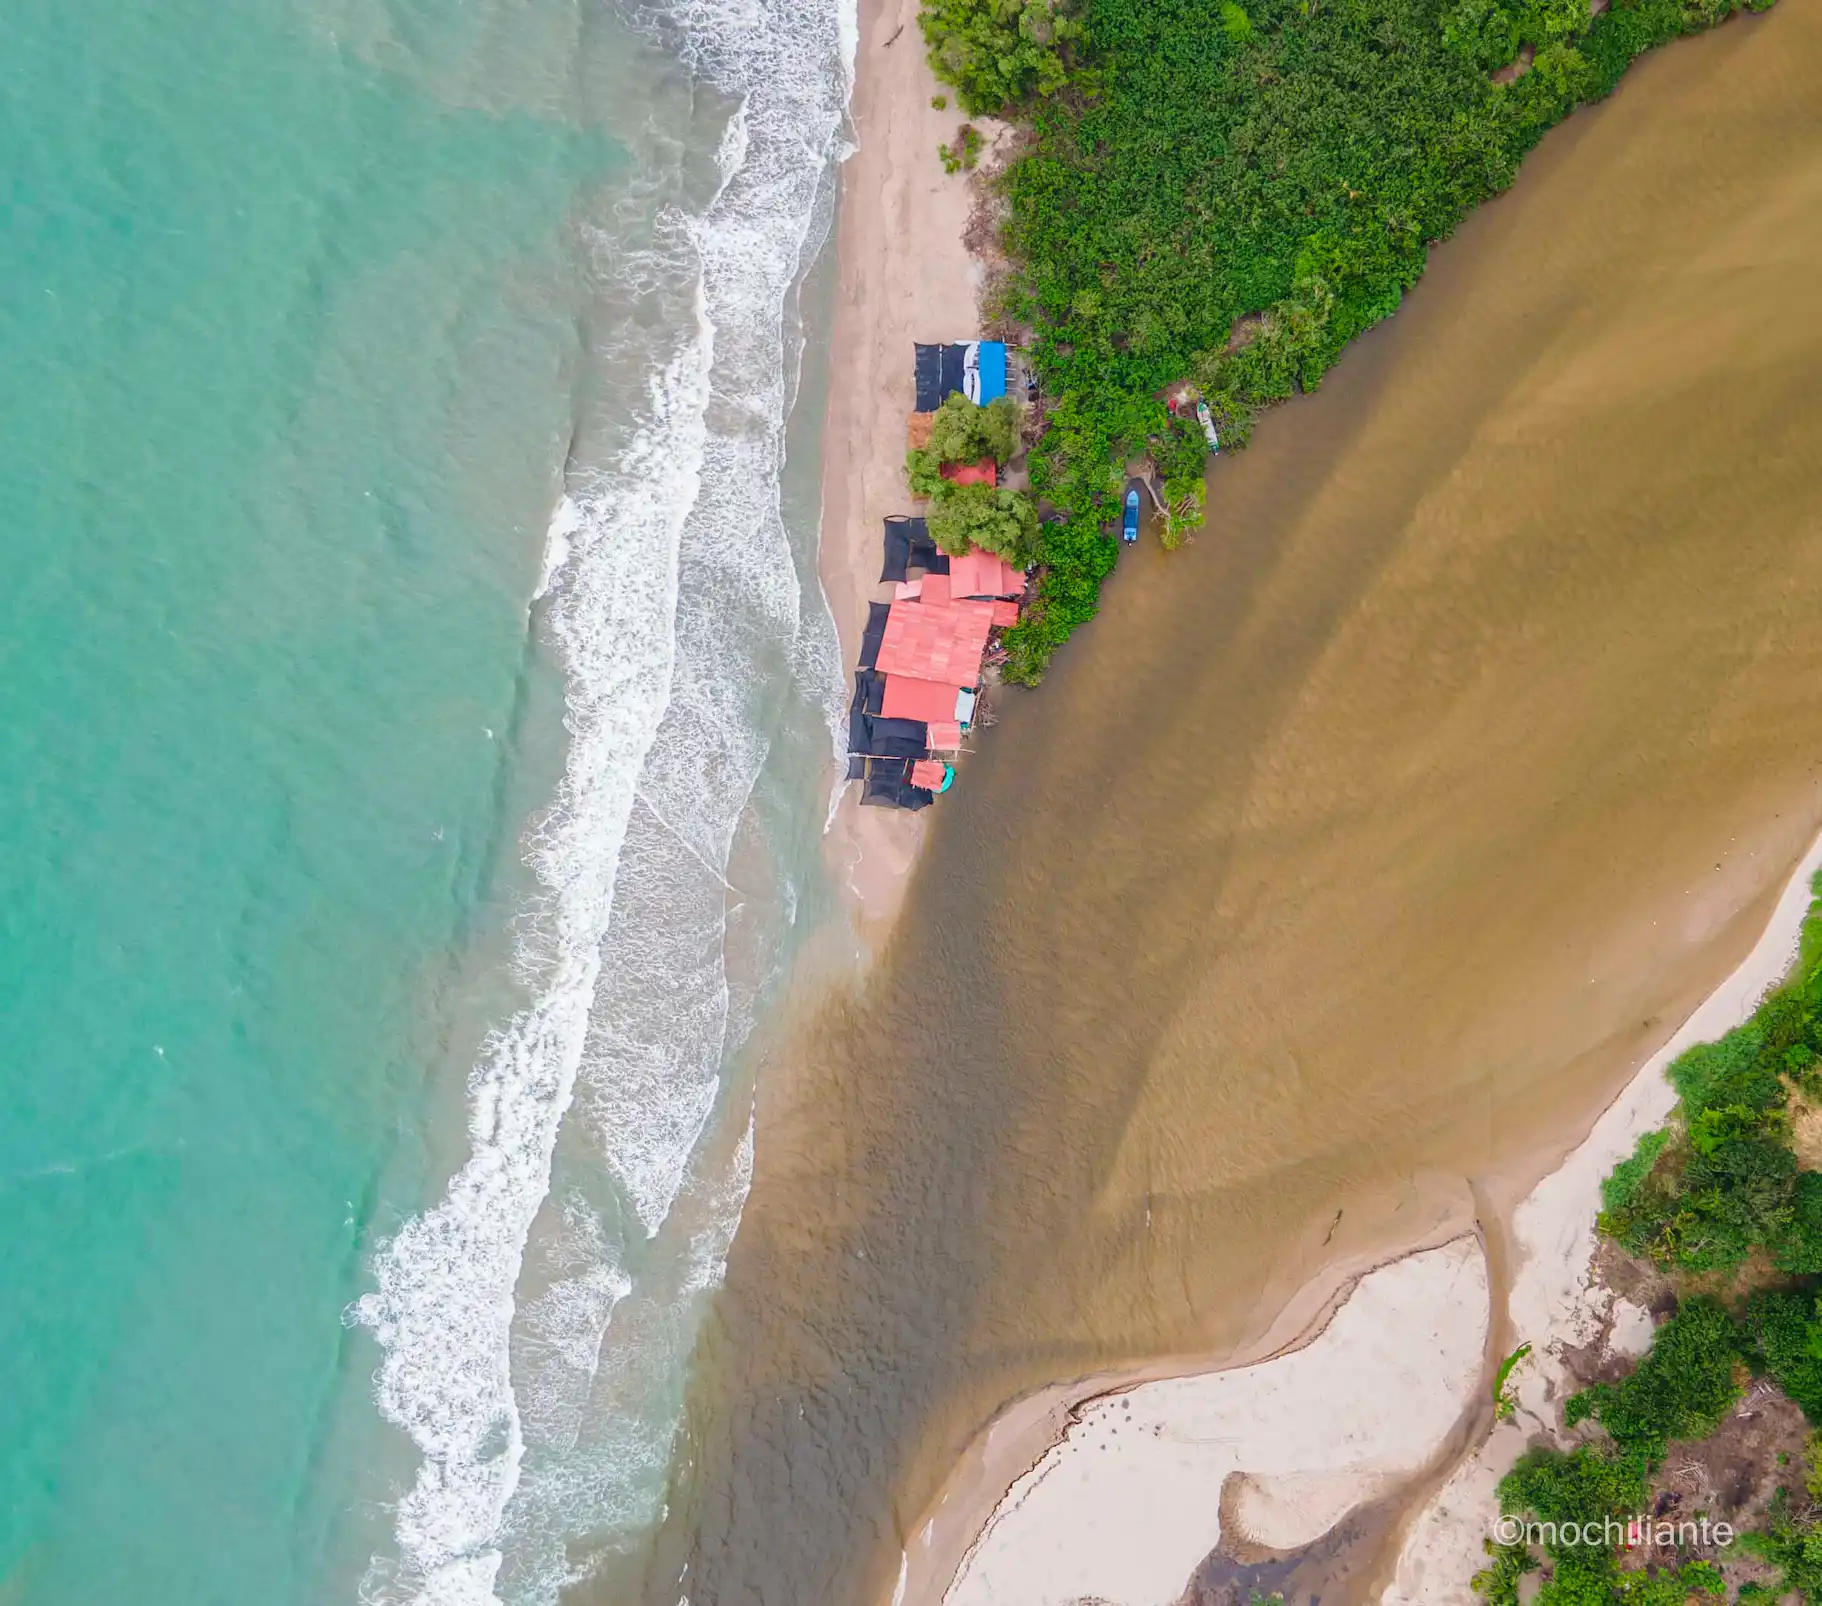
[353,0,856,1598]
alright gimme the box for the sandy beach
[816,0,994,943]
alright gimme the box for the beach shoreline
[814,0,994,948]
[885,828,1822,1606]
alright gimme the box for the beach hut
[857,600,890,671]
[949,550,1024,600]
[913,340,1009,409]
[880,675,969,723]
[874,597,994,686]
[880,515,949,583]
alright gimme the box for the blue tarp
[976,341,1007,403]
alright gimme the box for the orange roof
[950,550,1024,600]
[880,676,964,722]
[924,720,963,749]
[991,599,1020,627]
[940,458,996,487]
[875,598,992,685]
[910,759,948,789]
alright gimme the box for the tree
[927,393,1020,465]
[919,0,1084,118]
[926,481,1040,564]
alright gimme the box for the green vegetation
[1563,1298,1742,1461]
[915,392,1020,468]
[1741,1290,1822,1421]
[918,0,1085,117]
[1494,1341,1533,1419]
[1598,878,1822,1277]
[939,123,985,172]
[1741,1492,1822,1601]
[1477,880,1822,1601]
[919,0,1776,682]
[928,481,1041,562]
[905,394,1041,562]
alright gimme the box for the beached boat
[1121,487,1140,543]
[1196,398,1220,451]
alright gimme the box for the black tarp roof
[858,600,890,671]
[880,516,949,584]
[913,343,972,412]
[860,755,935,810]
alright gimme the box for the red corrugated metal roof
[950,550,1025,600]
[880,676,964,722]
[924,720,963,749]
[918,571,952,605]
[875,598,992,685]
[940,459,996,487]
[910,759,948,789]
[990,599,1020,627]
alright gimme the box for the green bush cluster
[1564,1298,1742,1462]
[920,0,1774,681]
[1599,886,1822,1275]
[1481,883,1822,1603]
[905,395,1039,563]
[1484,1304,1747,1602]
[918,0,1086,117]
[1484,1441,1726,1603]
[1741,1492,1822,1602]
[928,481,1041,563]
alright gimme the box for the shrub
[1740,1491,1822,1602]
[1741,1289,1822,1421]
[1600,1128,1672,1216]
[1567,1298,1741,1464]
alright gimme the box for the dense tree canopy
[920,0,1774,680]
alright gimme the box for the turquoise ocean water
[0,0,850,1601]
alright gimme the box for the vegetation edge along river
[916,0,1779,681]
[1478,875,1822,1604]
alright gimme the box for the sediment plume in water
[632,6,1822,1603]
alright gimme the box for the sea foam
[353,0,854,1598]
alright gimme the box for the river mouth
[635,4,1822,1603]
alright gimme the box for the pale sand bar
[940,1238,1488,1606]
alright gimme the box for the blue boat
[1121,486,1140,544]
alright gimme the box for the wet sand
[630,3,1822,1604]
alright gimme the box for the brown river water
[619,5,1822,1603]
